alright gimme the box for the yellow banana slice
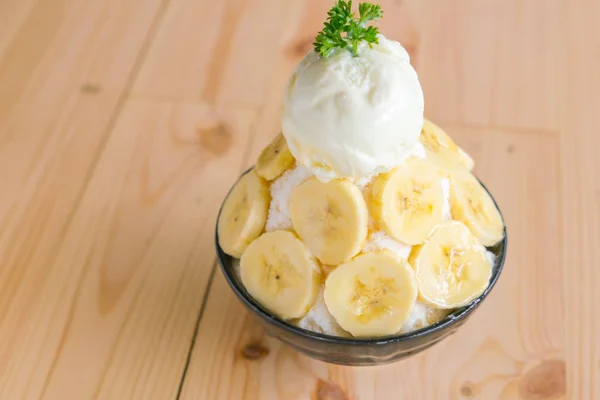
[449,170,504,246]
[217,170,270,257]
[324,251,418,337]
[371,158,444,245]
[409,221,492,309]
[457,146,475,170]
[240,230,321,319]
[289,178,368,265]
[256,133,295,181]
[420,119,466,172]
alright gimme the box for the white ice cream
[486,250,496,267]
[362,231,412,259]
[296,288,350,337]
[282,35,424,182]
[399,302,449,334]
[265,163,313,231]
[399,302,430,333]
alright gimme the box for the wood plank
[0,0,37,58]
[0,0,166,398]
[561,0,600,397]
[133,0,306,107]
[5,0,596,397]
[417,0,562,131]
[0,2,298,398]
[32,99,256,399]
[179,125,564,399]
[0,0,299,396]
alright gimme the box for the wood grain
[37,100,256,399]
[417,0,563,131]
[0,0,597,398]
[561,1,600,398]
[0,0,166,398]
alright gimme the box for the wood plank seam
[174,262,217,400]
[174,97,266,397]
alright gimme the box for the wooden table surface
[1,0,598,399]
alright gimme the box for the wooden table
[0,0,597,398]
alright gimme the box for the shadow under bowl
[216,169,507,366]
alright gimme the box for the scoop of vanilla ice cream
[282,35,424,182]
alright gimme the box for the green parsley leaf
[313,1,383,58]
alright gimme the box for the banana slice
[240,230,321,319]
[371,158,444,245]
[217,170,270,257]
[409,221,492,309]
[256,133,295,181]
[289,178,368,265]
[420,119,465,172]
[458,146,475,171]
[324,251,418,337]
[449,170,504,246]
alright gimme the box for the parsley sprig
[313,1,383,58]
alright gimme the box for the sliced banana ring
[409,221,492,309]
[420,119,466,172]
[449,170,504,246]
[256,133,295,181]
[324,251,418,337]
[457,146,474,171]
[240,230,321,319]
[290,178,368,265]
[217,169,270,258]
[371,158,444,245]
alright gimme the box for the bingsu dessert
[217,1,504,338]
